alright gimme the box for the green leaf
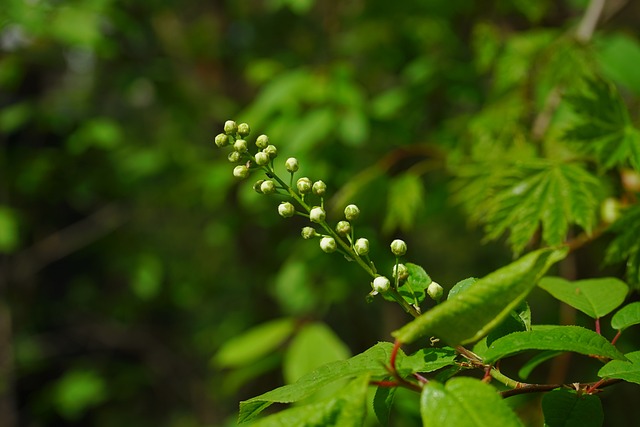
[373,385,396,427]
[447,277,478,300]
[518,351,563,380]
[53,369,107,420]
[538,277,628,319]
[398,263,432,308]
[248,374,370,427]
[392,248,565,345]
[399,347,458,374]
[383,173,425,233]
[214,318,296,369]
[611,301,640,331]
[598,351,640,385]
[486,304,529,346]
[595,33,640,95]
[238,342,394,423]
[563,77,640,171]
[420,377,524,427]
[482,325,626,364]
[605,204,640,288]
[541,389,603,427]
[0,205,20,253]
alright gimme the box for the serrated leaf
[398,263,432,307]
[541,389,603,427]
[383,173,425,233]
[598,350,640,385]
[393,248,566,345]
[563,77,640,171]
[605,204,640,288]
[420,377,524,427]
[538,277,628,319]
[248,374,370,427]
[373,385,396,427]
[399,347,458,374]
[214,318,296,369]
[611,301,640,331]
[482,325,626,364]
[518,351,563,380]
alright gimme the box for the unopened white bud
[312,180,327,196]
[214,133,229,147]
[309,206,326,223]
[390,239,407,256]
[278,202,295,218]
[264,145,277,159]
[224,120,237,135]
[233,139,248,153]
[427,281,443,301]
[256,134,269,149]
[301,227,317,239]
[372,276,391,293]
[344,204,360,221]
[320,236,337,253]
[285,157,299,173]
[336,220,351,235]
[260,180,276,194]
[233,165,249,179]
[354,238,369,256]
[237,122,250,137]
[255,151,270,166]
[393,263,408,280]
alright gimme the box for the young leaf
[398,263,432,308]
[214,318,296,369]
[373,384,396,427]
[598,350,640,385]
[486,302,530,346]
[383,173,425,233]
[518,351,563,380]
[398,347,458,375]
[392,248,566,345]
[541,389,603,427]
[611,301,640,331]
[605,204,640,288]
[482,325,626,364]
[538,277,629,319]
[249,374,370,427]
[447,277,477,300]
[420,377,524,427]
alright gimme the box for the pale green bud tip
[228,151,241,163]
[390,239,407,256]
[372,276,391,293]
[233,139,248,153]
[344,204,360,221]
[297,177,312,194]
[256,134,269,149]
[264,145,277,159]
[354,238,369,256]
[312,180,326,196]
[427,281,443,301]
[320,236,337,253]
[224,120,237,135]
[285,157,299,173]
[309,206,326,223]
[253,179,265,193]
[393,263,408,280]
[301,227,317,239]
[237,122,250,137]
[260,180,276,194]
[278,202,295,218]
[255,151,270,166]
[214,133,229,147]
[601,198,620,224]
[336,220,351,235]
[233,165,249,179]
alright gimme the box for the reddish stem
[390,339,401,373]
[371,380,400,388]
[595,317,601,335]
[611,330,622,346]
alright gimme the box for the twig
[501,378,621,398]
[576,0,607,43]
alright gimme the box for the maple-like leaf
[605,204,640,288]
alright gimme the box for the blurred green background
[1,0,639,426]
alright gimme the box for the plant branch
[500,378,622,398]
[576,0,607,43]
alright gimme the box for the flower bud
[255,151,270,166]
[372,276,391,293]
[278,202,295,218]
[214,133,229,147]
[301,226,317,239]
[309,206,326,223]
[354,238,369,256]
[264,144,277,159]
[336,220,351,235]
[224,120,237,135]
[297,177,312,194]
[228,151,241,163]
[390,239,407,256]
[233,139,248,153]
[260,180,276,194]
[601,198,621,224]
[344,204,360,221]
[233,165,249,179]
[256,134,269,149]
[253,179,265,193]
[393,263,408,280]
[427,281,443,301]
[312,180,327,196]
[320,236,337,253]
[285,157,299,173]
[237,122,250,137]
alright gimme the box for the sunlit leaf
[398,263,432,308]
[611,302,640,331]
[598,351,640,385]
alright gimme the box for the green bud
[214,133,229,147]
[233,165,249,179]
[297,177,312,194]
[601,198,621,224]
[336,220,351,235]
[260,180,276,194]
[344,204,360,221]
[228,151,241,163]
[253,179,265,193]
[372,276,391,293]
[390,239,407,256]
[354,238,369,256]
[255,151,270,166]
[320,236,337,253]
[233,139,248,153]
[256,134,269,149]
[285,157,299,173]
[392,263,408,280]
[309,206,326,223]
[312,180,326,196]
[224,120,237,135]
[237,122,250,137]
[427,281,443,301]
[264,144,277,159]
[278,202,295,218]
[301,226,317,239]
